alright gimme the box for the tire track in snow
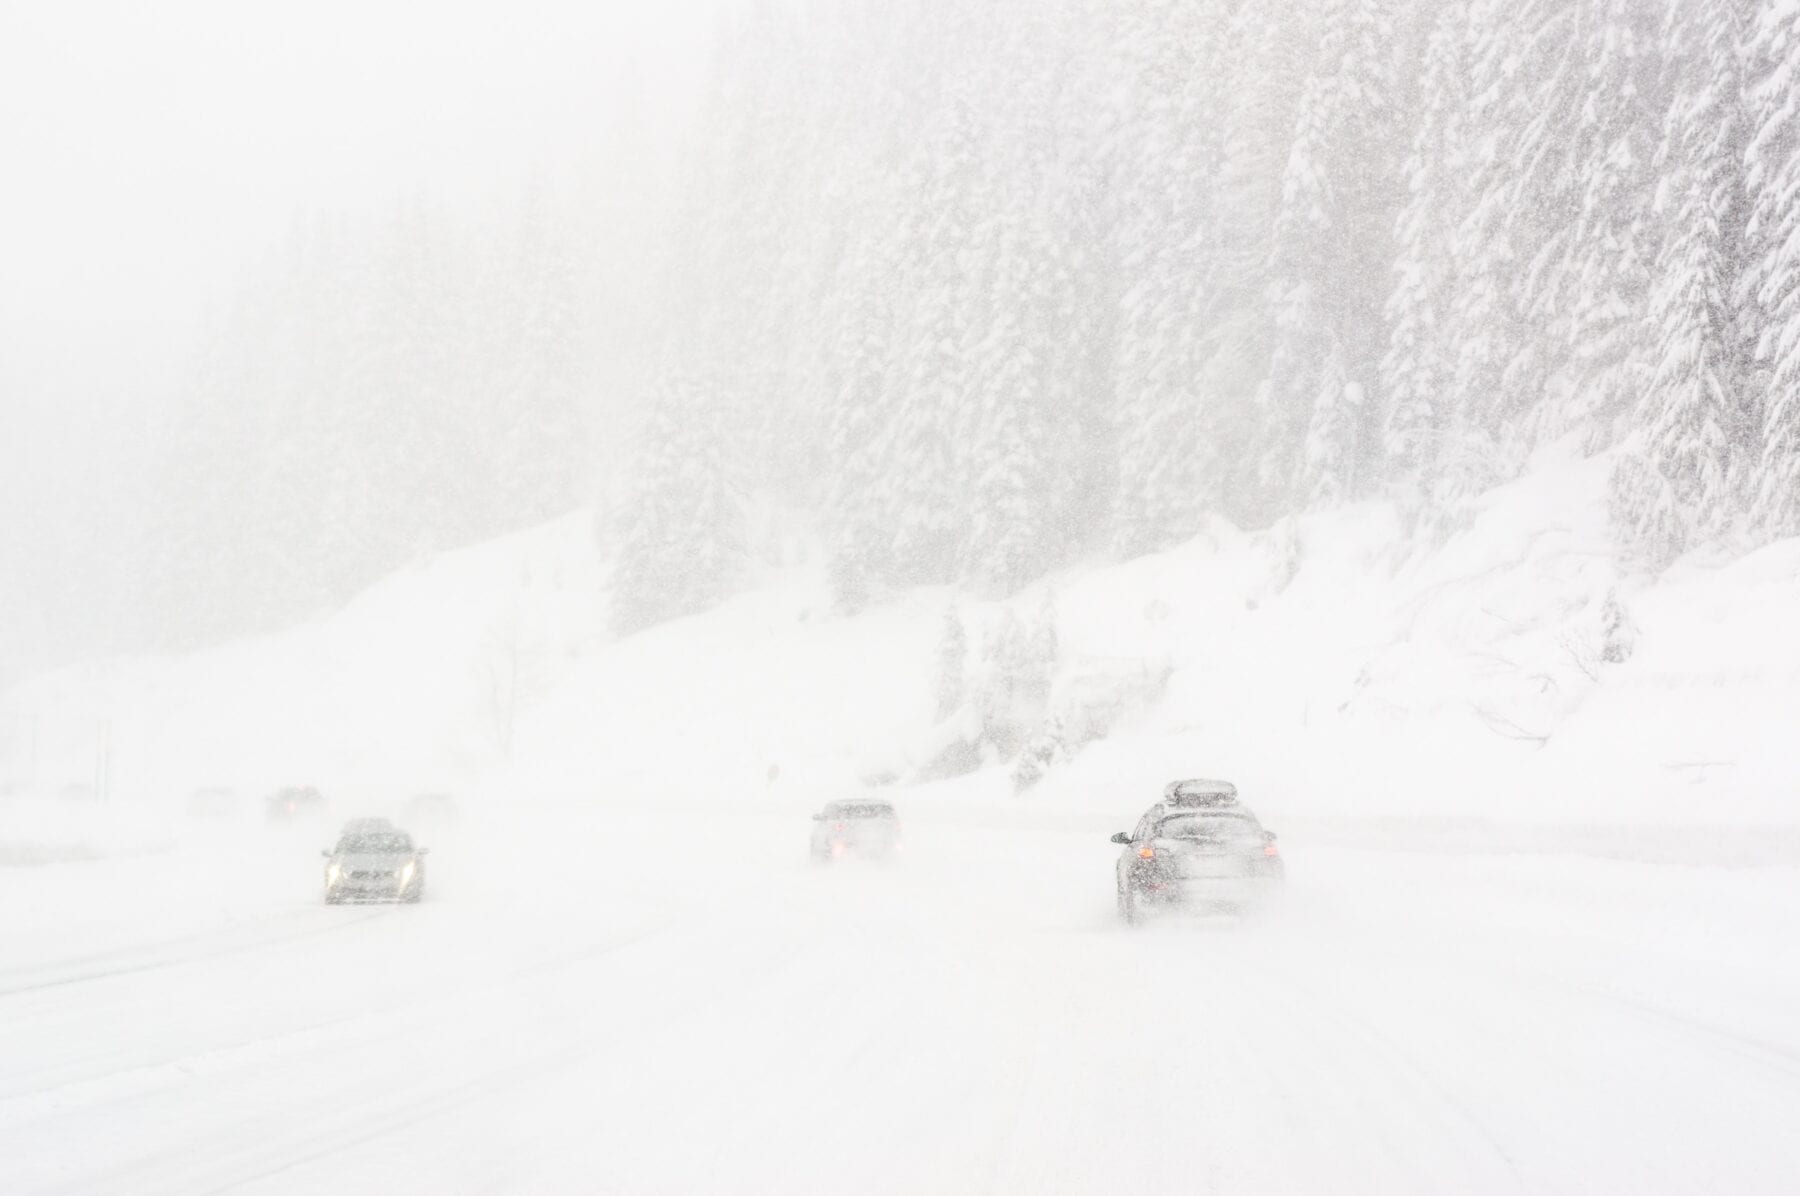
[0,907,396,998]
[1283,917,1800,1091]
[1212,937,1527,1190]
[1532,975,1800,1086]
[26,867,835,1195]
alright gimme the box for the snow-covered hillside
[7,448,1796,842]
[5,456,1800,1194]
[2,511,601,813]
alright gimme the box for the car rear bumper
[327,883,421,902]
[813,839,900,858]
[1137,874,1279,909]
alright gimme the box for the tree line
[611,0,1800,629]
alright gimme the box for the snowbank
[6,452,1797,840]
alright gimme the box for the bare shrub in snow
[1601,589,1638,665]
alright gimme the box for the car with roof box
[1111,778,1282,922]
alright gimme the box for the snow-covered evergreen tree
[1743,0,1800,537]
[965,217,1068,592]
[1262,0,1402,511]
[1555,0,1664,452]
[1198,3,1313,529]
[1108,0,1230,553]
[821,231,902,613]
[1379,0,1475,518]
[608,376,746,635]
[880,76,984,589]
[1611,0,1753,565]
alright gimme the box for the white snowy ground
[2,795,1797,1196]
[5,446,1800,1192]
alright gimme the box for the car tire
[403,888,423,904]
[325,891,342,905]
[1118,886,1144,927]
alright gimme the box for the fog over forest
[5,5,1800,1192]
[6,0,1798,676]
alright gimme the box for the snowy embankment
[4,445,1798,847]
[542,447,1792,846]
[512,443,1800,853]
[4,453,1800,1193]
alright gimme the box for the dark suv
[1112,779,1282,922]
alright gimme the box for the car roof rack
[1163,778,1239,806]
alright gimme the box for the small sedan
[810,800,902,862]
[1113,801,1282,923]
[322,824,428,904]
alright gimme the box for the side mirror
[1263,830,1277,841]
[811,812,824,821]
[1110,832,1131,845]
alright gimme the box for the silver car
[322,821,428,904]
[810,800,902,862]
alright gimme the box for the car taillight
[1137,846,1155,860]
[1264,842,1280,858]
[834,822,847,832]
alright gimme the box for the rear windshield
[825,804,895,819]
[1154,814,1258,841]
[337,833,413,854]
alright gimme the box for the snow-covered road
[3,801,1797,1195]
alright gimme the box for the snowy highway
[3,801,1797,1195]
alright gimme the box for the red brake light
[833,822,847,832]
[1264,842,1280,858]
[1137,846,1155,860]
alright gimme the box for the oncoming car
[1112,779,1282,922]
[810,800,902,862]
[322,821,428,904]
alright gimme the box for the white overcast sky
[0,0,722,414]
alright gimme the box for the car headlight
[399,862,415,886]
[326,863,342,883]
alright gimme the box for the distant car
[322,822,427,904]
[267,785,327,822]
[1112,779,1282,923]
[810,799,902,862]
